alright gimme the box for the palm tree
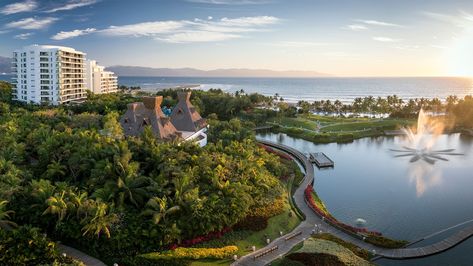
[0,200,17,229]
[42,191,70,222]
[81,201,118,238]
[43,160,67,180]
[141,196,180,225]
[93,171,150,208]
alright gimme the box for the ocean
[2,75,472,103]
[118,76,473,103]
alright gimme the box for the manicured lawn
[269,115,415,134]
[321,119,414,132]
[269,116,317,130]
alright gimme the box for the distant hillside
[107,66,330,78]
[0,56,11,74]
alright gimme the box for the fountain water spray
[390,109,463,164]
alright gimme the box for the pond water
[257,132,473,265]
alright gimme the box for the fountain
[390,109,463,164]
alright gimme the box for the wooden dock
[309,152,334,168]
[378,225,473,259]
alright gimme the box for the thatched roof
[120,96,179,140]
[170,91,207,132]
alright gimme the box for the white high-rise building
[12,45,87,105]
[85,60,118,94]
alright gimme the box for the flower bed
[140,246,238,260]
[304,185,382,237]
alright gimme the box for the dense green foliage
[0,82,290,264]
[0,225,83,266]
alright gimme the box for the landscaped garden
[272,234,374,266]
[1,79,473,265]
[0,82,304,265]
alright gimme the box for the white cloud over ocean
[51,16,280,43]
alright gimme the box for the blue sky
[1,0,473,76]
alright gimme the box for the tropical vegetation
[0,81,299,265]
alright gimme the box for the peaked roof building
[120,96,179,140]
[170,91,207,132]
[120,91,208,146]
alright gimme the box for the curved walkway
[58,244,106,266]
[232,139,473,265]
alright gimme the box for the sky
[1,0,473,77]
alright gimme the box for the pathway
[232,139,473,265]
[58,244,107,266]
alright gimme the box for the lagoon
[257,132,473,265]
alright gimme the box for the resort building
[85,60,118,94]
[11,45,87,105]
[120,91,208,147]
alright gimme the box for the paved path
[58,244,107,266]
[232,139,473,266]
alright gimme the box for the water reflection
[407,161,443,197]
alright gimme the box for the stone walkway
[232,139,473,266]
[58,244,107,266]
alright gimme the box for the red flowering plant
[304,185,382,237]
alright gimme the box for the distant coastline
[118,76,473,104]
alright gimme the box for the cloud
[101,21,186,36]
[45,0,98,13]
[343,24,368,31]
[372,36,401,42]
[14,32,34,39]
[356,19,402,27]
[6,17,58,30]
[156,31,240,43]
[57,15,280,43]
[51,28,96,40]
[0,0,37,15]
[186,0,269,4]
[422,11,473,28]
[272,41,335,48]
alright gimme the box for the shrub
[234,215,268,231]
[247,197,285,218]
[140,246,238,260]
[365,235,408,249]
[304,185,383,237]
[287,252,345,266]
[0,225,83,266]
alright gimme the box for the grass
[320,119,414,132]
[269,116,317,130]
[268,115,416,144]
